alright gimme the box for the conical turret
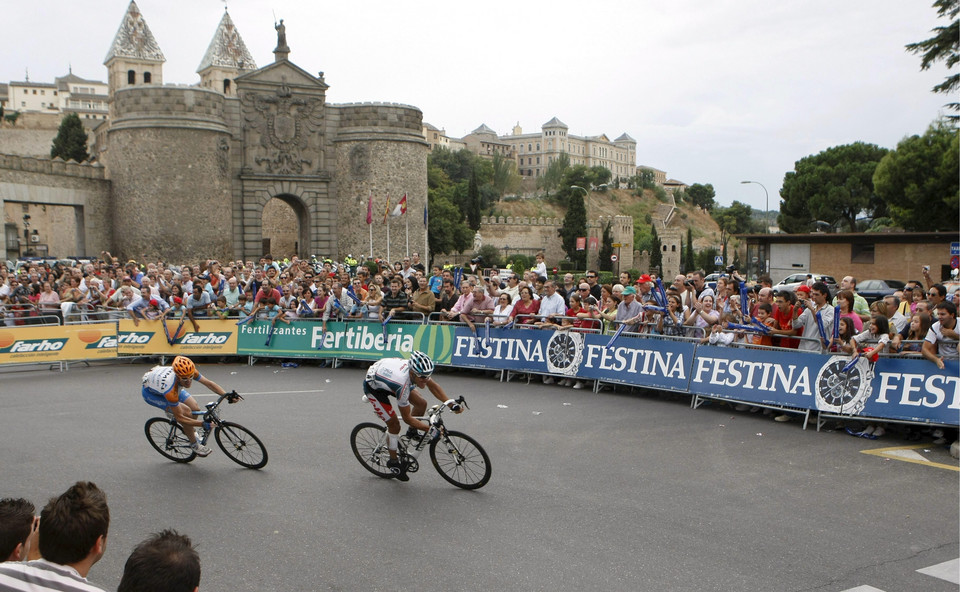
[104,0,164,103]
[198,9,257,96]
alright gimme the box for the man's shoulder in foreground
[0,560,105,592]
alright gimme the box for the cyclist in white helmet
[362,351,461,481]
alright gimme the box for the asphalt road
[1,360,957,592]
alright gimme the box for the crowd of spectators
[0,482,200,592]
[1,251,957,441]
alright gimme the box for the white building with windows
[497,117,637,182]
[4,72,109,121]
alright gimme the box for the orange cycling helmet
[172,356,198,380]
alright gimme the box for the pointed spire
[198,10,257,73]
[104,0,165,64]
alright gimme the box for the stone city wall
[0,153,111,257]
[0,129,58,158]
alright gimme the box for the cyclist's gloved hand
[444,399,462,413]
[202,421,212,433]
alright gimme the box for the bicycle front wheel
[429,430,491,489]
[214,422,268,469]
[350,422,394,478]
[144,417,196,463]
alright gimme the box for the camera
[684,279,694,287]
[725,264,736,274]
[584,295,598,306]
[470,256,483,265]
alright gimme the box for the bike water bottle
[427,426,439,441]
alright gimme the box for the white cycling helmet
[408,351,435,378]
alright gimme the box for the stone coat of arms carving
[241,81,324,174]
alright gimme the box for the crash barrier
[0,318,955,428]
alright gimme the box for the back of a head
[0,497,35,560]
[118,530,200,592]
[39,481,109,566]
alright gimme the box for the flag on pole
[383,195,390,224]
[366,194,373,225]
[391,194,407,217]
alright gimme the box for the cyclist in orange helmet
[141,355,228,457]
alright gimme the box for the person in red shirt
[769,290,799,348]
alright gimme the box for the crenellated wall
[0,153,111,258]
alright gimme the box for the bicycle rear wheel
[214,422,268,469]
[144,418,196,463]
[429,430,491,489]
[350,422,395,478]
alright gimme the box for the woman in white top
[364,284,383,320]
[491,293,514,326]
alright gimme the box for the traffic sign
[714,255,724,266]
[951,255,959,269]
[612,243,622,248]
[951,242,959,256]
[610,254,618,262]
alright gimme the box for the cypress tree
[51,113,89,162]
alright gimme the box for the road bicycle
[144,391,268,469]
[350,395,491,489]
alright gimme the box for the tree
[873,119,959,230]
[599,220,614,272]
[589,166,612,187]
[558,192,588,269]
[429,146,476,182]
[427,191,473,257]
[50,113,89,162]
[695,247,720,272]
[538,152,570,196]
[684,228,695,273]
[687,183,716,211]
[491,152,522,199]
[906,0,959,117]
[649,224,662,274]
[712,201,754,262]
[778,142,889,233]
[466,170,482,231]
[427,164,450,190]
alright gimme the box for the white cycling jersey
[364,358,413,407]
[142,366,178,397]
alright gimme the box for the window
[223,79,231,93]
[32,89,37,94]
[40,90,44,95]
[127,70,136,84]
[143,72,152,83]
[851,243,874,264]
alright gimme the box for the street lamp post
[740,180,769,233]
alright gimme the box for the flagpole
[405,206,410,257]
[424,202,429,266]
[387,217,391,265]
[369,220,373,259]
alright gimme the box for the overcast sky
[1,0,951,212]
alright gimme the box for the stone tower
[198,9,257,97]
[105,3,232,262]
[103,0,164,117]
[659,226,683,279]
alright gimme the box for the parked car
[856,279,906,304]
[774,273,839,298]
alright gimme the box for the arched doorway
[261,194,308,259]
